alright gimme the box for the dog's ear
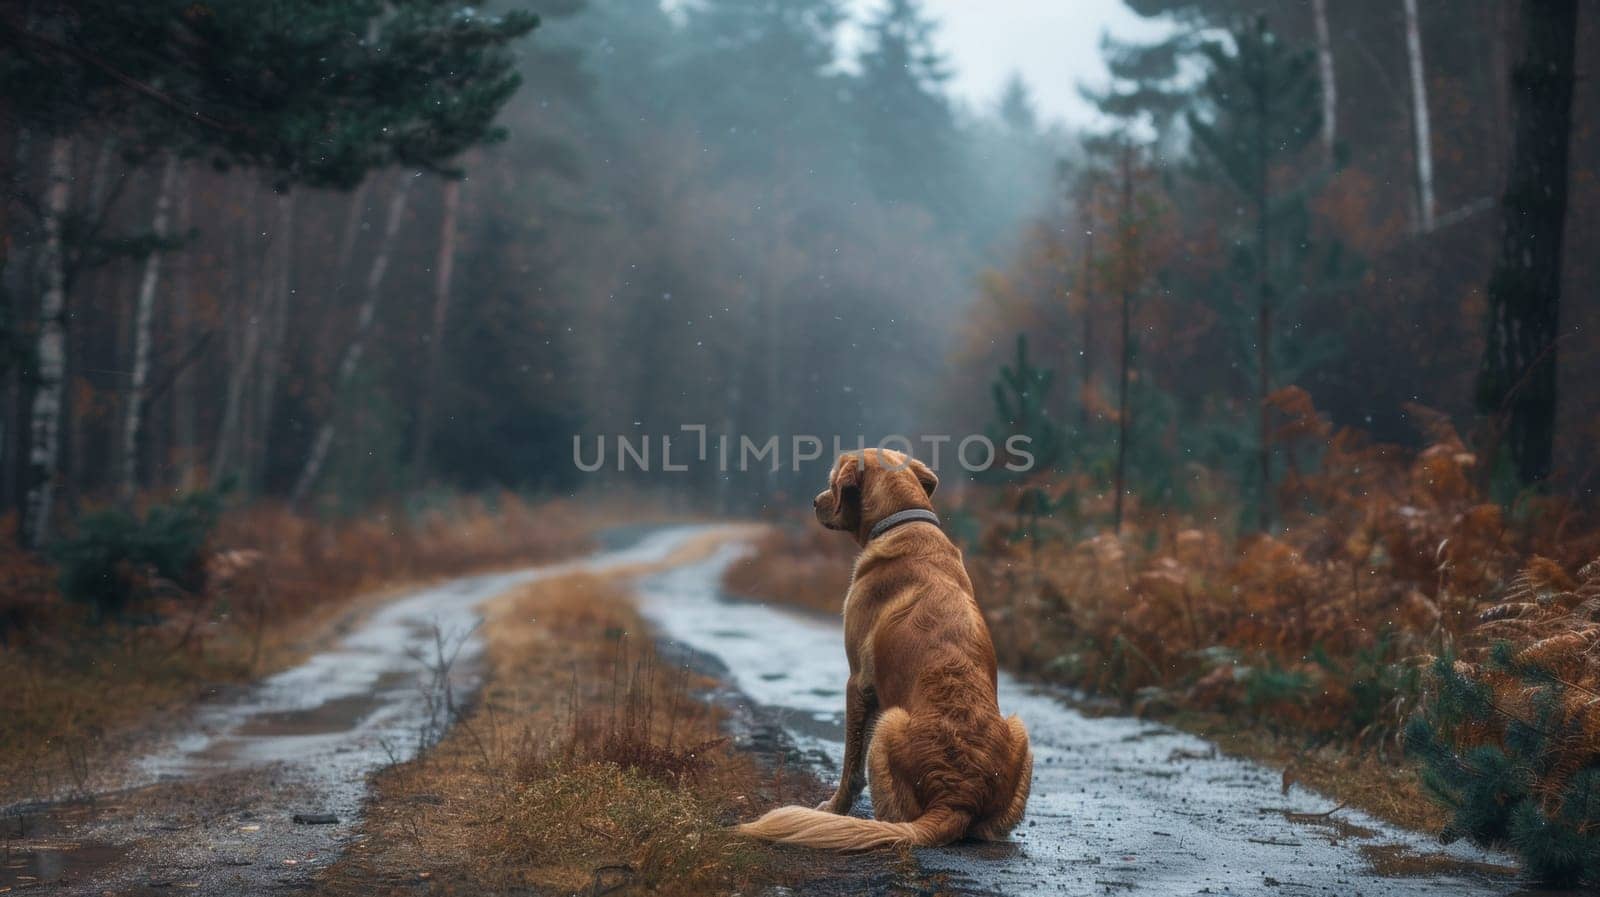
[908,458,938,497]
[831,453,864,508]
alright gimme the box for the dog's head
[813,448,938,543]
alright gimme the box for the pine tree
[988,334,1066,549]
[1,2,538,187]
[1184,16,1345,531]
[852,0,960,218]
[973,72,1054,266]
[998,74,1038,135]
[1071,168,1102,438]
[1061,132,1169,529]
[1406,648,1600,887]
[1121,0,1257,20]
[673,0,844,176]
[1082,32,1198,158]
[1110,140,1141,534]
[989,334,1065,475]
[1405,558,1600,887]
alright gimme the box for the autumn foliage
[967,389,1595,742]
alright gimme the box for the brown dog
[738,449,1032,850]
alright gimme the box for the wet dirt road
[1,528,705,896]
[635,535,1527,897]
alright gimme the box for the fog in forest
[7,0,1597,525]
[8,1,1600,891]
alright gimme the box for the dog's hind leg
[972,714,1032,840]
[866,707,921,822]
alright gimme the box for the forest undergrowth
[723,391,1600,879]
[0,493,595,802]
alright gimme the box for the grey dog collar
[867,508,941,542]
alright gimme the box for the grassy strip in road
[317,530,827,896]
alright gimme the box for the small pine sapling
[988,334,1067,550]
[1405,559,1600,887]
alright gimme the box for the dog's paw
[815,799,841,814]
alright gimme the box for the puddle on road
[635,543,1527,897]
[233,690,394,737]
[2,803,131,892]
[1,840,131,891]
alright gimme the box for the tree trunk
[211,182,264,482]
[290,175,413,507]
[248,191,294,493]
[1476,0,1577,486]
[411,176,461,481]
[118,156,179,501]
[269,179,370,502]
[1485,0,1514,191]
[764,227,780,488]
[1112,143,1135,535]
[1311,0,1338,166]
[1078,181,1096,434]
[1255,56,1274,533]
[65,139,124,508]
[329,178,374,303]
[761,173,789,490]
[85,139,115,219]
[0,127,29,514]
[21,136,71,547]
[171,166,197,488]
[1403,0,1437,232]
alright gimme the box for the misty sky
[843,0,1174,126]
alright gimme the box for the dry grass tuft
[485,762,769,893]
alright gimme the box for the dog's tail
[737,804,969,851]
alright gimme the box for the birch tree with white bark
[170,168,197,488]
[21,136,72,547]
[290,174,415,506]
[411,175,462,480]
[118,156,179,501]
[1403,0,1436,232]
[1311,0,1338,166]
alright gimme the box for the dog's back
[850,524,1031,840]
[739,449,1031,850]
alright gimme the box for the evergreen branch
[0,15,242,135]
